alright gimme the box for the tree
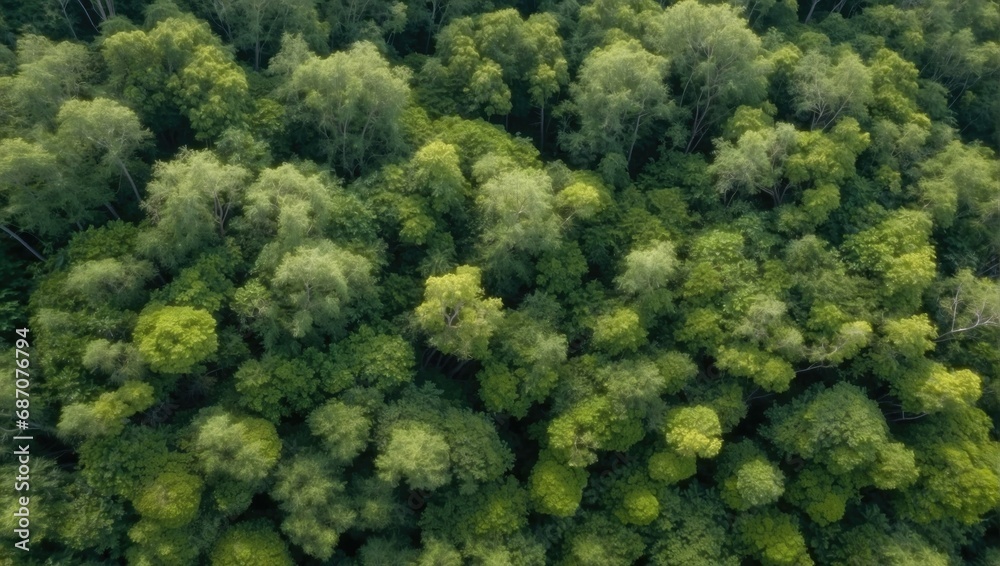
[710,123,798,205]
[134,470,204,528]
[900,406,1000,525]
[57,381,156,440]
[0,35,89,130]
[916,140,999,229]
[735,508,813,566]
[169,44,251,140]
[192,0,324,70]
[547,395,644,467]
[55,98,150,203]
[408,140,468,215]
[844,209,936,312]
[664,405,723,459]
[140,150,249,269]
[645,1,770,152]
[275,39,411,175]
[791,48,873,130]
[426,9,568,134]
[271,453,355,560]
[648,451,697,484]
[63,257,154,310]
[233,355,321,422]
[237,162,371,269]
[188,408,281,483]
[414,265,503,360]
[591,307,647,356]
[210,521,294,566]
[134,305,217,374]
[529,452,587,517]
[561,39,671,165]
[102,16,252,141]
[934,269,1000,341]
[649,487,740,566]
[716,441,784,511]
[476,166,560,262]
[478,311,566,417]
[375,421,452,490]
[0,137,96,244]
[765,383,915,487]
[308,399,371,464]
[268,241,375,338]
[616,240,678,296]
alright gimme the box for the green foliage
[210,521,293,566]
[648,451,697,484]
[845,209,936,312]
[591,307,646,356]
[102,16,251,141]
[561,39,671,164]
[269,241,375,338]
[645,0,770,150]
[735,508,813,566]
[134,470,203,528]
[10,1,1000,563]
[134,305,217,374]
[233,354,320,421]
[548,395,644,467]
[478,311,566,417]
[664,405,723,459]
[717,441,785,511]
[271,453,355,560]
[57,381,156,440]
[476,165,561,263]
[375,420,451,490]
[188,408,281,483]
[562,515,645,566]
[414,265,503,359]
[529,452,587,517]
[650,487,740,566]
[275,39,411,174]
[140,150,250,269]
[308,399,372,464]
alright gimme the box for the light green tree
[529,452,588,517]
[134,470,204,528]
[275,40,411,174]
[414,265,503,359]
[189,408,281,483]
[55,98,150,203]
[271,453,355,560]
[210,521,294,566]
[562,39,671,165]
[375,421,452,490]
[664,405,723,459]
[134,306,217,374]
[791,48,873,130]
[645,0,770,151]
[140,150,249,269]
[269,241,375,338]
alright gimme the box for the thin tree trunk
[59,0,78,39]
[804,0,821,23]
[539,104,545,151]
[104,202,120,219]
[1,225,45,261]
[627,113,643,165]
[90,0,107,21]
[75,0,99,31]
[117,158,141,203]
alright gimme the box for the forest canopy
[0,0,999,564]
